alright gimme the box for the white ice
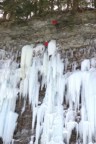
[48,40,57,57]
[1,40,96,144]
[20,44,33,79]
[0,58,19,144]
[81,59,90,71]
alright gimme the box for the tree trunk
[72,0,79,14]
[50,0,54,13]
[67,0,71,10]
[94,0,96,8]
[3,11,7,20]
[39,0,43,15]
[34,1,38,15]
[57,0,61,12]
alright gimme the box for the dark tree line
[0,0,96,21]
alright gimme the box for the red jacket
[51,20,58,25]
[44,41,48,47]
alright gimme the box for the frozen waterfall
[0,40,96,144]
[0,56,19,143]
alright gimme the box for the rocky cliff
[0,11,96,143]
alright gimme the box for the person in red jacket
[51,20,59,29]
[44,41,48,48]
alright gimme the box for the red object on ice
[51,20,58,25]
[44,41,48,47]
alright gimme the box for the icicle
[35,104,46,144]
[32,106,38,130]
[21,99,26,114]
[64,58,69,72]
[48,40,57,57]
[0,100,8,138]
[20,45,33,79]
[90,58,96,68]
[0,56,20,144]
[81,59,90,71]
[79,121,91,144]
[3,112,18,144]
[65,109,75,125]
[56,75,65,104]
[29,136,35,144]
[66,121,78,144]
[67,71,82,110]
[28,59,40,107]
[11,139,14,144]
[22,76,29,98]
[42,51,48,77]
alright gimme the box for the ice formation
[81,59,90,71]
[1,40,96,144]
[33,44,45,57]
[48,40,57,57]
[90,57,96,68]
[0,56,19,144]
[20,44,34,79]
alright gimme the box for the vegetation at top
[0,0,96,22]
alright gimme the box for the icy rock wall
[1,40,96,144]
[19,40,96,144]
[0,54,20,144]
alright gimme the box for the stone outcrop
[0,17,96,71]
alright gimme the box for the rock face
[1,19,96,71]
[0,12,96,143]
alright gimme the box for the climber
[51,20,58,25]
[44,41,48,48]
[51,20,59,29]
